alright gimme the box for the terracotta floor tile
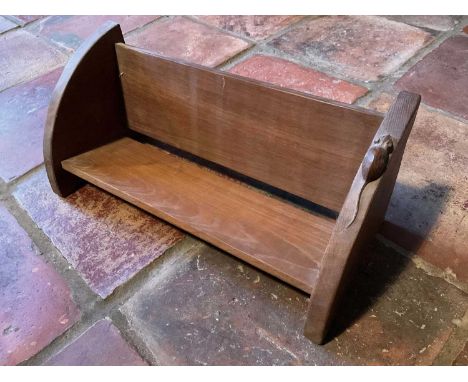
[195,16,302,41]
[0,205,80,365]
[325,241,468,365]
[44,319,147,365]
[121,244,346,365]
[126,17,251,67]
[29,15,160,51]
[0,16,18,34]
[0,68,62,182]
[229,55,367,104]
[453,342,468,365]
[397,35,468,120]
[369,93,468,283]
[270,16,432,82]
[121,240,466,365]
[13,169,184,298]
[386,16,460,32]
[11,16,43,26]
[0,30,66,92]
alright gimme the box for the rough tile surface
[0,205,80,366]
[453,342,468,365]
[369,93,468,284]
[0,68,62,183]
[126,17,251,67]
[270,16,432,81]
[122,241,467,365]
[11,16,43,26]
[121,244,345,366]
[325,241,468,365]
[0,16,17,34]
[44,319,147,365]
[229,55,367,104]
[386,16,460,31]
[397,35,468,120]
[0,30,66,92]
[29,15,160,51]
[195,16,302,40]
[13,169,184,298]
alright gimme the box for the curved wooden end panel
[44,21,128,196]
[304,91,421,344]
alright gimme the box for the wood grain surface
[116,43,384,212]
[62,137,336,293]
[44,22,129,196]
[304,91,421,344]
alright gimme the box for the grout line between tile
[20,236,203,365]
[122,15,172,39]
[377,235,468,295]
[432,308,468,365]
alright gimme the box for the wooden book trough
[44,22,421,344]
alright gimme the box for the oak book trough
[44,22,421,344]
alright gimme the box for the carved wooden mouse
[346,134,394,228]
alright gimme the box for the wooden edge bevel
[304,91,421,344]
[44,21,128,196]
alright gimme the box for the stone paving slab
[0,205,80,365]
[229,54,367,103]
[44,318,147,365]
[0,30,66,92]
[126,16,251,67]
[397,35,468,120]
[369,93,468,285]
[195,16,303,41]
[14,169,184,298]
[270,16,432,82]
[0,68,62,183]
[121,240,467,365]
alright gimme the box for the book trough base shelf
[44,22,421,345]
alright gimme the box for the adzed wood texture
[44,21,128,196]
[304,91,421,344]
[116,43,383,212]
[62,137,335,293]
